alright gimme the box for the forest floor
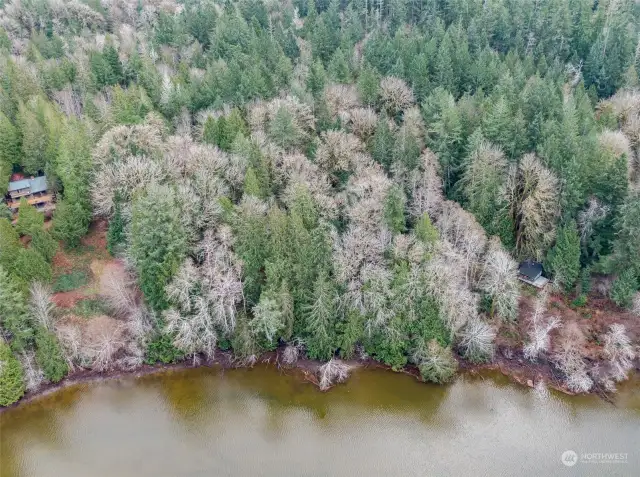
[8,221,635,411]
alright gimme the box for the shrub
[145,333,185,364]
[35,328,68,383]
[53,271,88,292]
[571,295,588,308]
[73,298,110,317]
[0,341,25,406]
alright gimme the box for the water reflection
[1,366,638,477]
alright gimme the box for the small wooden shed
[518,260,549,288]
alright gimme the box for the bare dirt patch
[51,220,122,310]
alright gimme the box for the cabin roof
[7,176,48,194]
[518,261,543,280]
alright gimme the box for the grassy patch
[72,298,110,318]
[53,271,89,292]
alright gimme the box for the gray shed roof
[518,261,543,280]
[7,176,48,194]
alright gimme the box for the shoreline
[3,347,636,413]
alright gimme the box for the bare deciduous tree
[457,318,495,363]
[523,290,562,361]
[317,359,350,391]
[507,153,559,260]
[281,339,305,366]
[602,324,635,382]
[20,351,45,391]
[29,282,55,331]
[479,238,520,321]
[553,325,593,393]
[348,107,378,140]
[408,149,445,219]
[315,130,366,175]
[578,198,610,245]
[325,84,361,122]
[379,76,414,114]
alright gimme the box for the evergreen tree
[130,185,187,311]
[0,265,31,352]
[103,44,124,85]
[304,272,338,360]
[17,104,47,174]
[0,340,25,406]
[35,328,68,382]
[328,48,351,82]
[371,113,393,169]
[0,218,21,271]
[29,229,58,262]
[307,58,327,97]
[357,63,380,106]
[107,200,125,256]
[435,32,455,94]
[383,186,406,234]
[53,200,90,248]
[16,198,44,236]
[268,107,301,151]
[610,268,638,309]
[545,220,581,291]
[0,112,19,194]
[13,248,52,285]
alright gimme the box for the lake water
[1,366,639,476]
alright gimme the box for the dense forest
[1,0,639,406]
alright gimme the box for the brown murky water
[1,367,639,476]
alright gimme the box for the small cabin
[5,175,55,218]
[518,260,549,289]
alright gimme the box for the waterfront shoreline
[3,346,636,412]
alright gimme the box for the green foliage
[13,248,52,284]
[130,186,187,311]
[16,198,44,236]
[29,228,58,262]
[383,186,406,234]
[0,112,19,194]
[414,213,439,246]
[34,328,68,383]
[145,332,185,364]
[357,63,380,106]
[106,201,125,256]
[545,221,581,291]
[0,218,21,270]
[53,200,91,248]
[303,272,338,360]
[0,266,31,352]
[73,298,110,318]
[571,295,588,308]
[0,341,25,406]
[53,271,88,292]
[610,269,638,309]
[307,59,327,96]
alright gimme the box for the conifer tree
[16,199,44,236]
[130,185,187,312]
[546,221,581,291]
[0,340,25,406]
[304,272,338,360]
